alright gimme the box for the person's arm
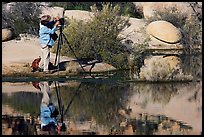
[49,20,60,34]
[40,23,58,35]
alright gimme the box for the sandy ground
[2,38,71,65]
[2,38,116,76]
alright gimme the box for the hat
[40,15,51,22]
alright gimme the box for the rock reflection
[117,113,194,135]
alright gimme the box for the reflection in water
[38,81,66,135]
[2,80,202,135]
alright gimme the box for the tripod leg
[55,33,63,72]
[61,33,87,73]
[57,37,62,71]
[54,34,61,66]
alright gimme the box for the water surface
[2,78,202,135]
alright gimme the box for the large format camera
[58,18,65,26]
[46,18,65,29]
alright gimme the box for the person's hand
[55,16,60,21]
[55,21,60,27]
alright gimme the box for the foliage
[180,53,202,81]
[127,26,151,79]
[110,2,143,18]
[52,3,130,69]
[2,2,41,37]
[128,43,149,78]
[49,2,143,18]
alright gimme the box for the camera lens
[59,18,64,26]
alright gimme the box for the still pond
[2,74,202,135]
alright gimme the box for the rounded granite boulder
[146,20,182,44]
[2,28,13,42]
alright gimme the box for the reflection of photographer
[39,15,60,74]
[33,81,66,134]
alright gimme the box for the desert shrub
[49,2,143,18]
[52,3,130,69]
[2,2,41,37]
[128,43,149,78]
[180,53,202,81]
[139,57,193,81]
[111,2,143,18]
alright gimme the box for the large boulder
[139,55,193,81]
[2,29,13,42]
[40,6,65,19]
[64,10,94,22]
[139,56,180,81]
[146,20,182,44]
[64,60,116,73]
[138,2,194,19]
[119,17,147,49]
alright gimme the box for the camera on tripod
[58,18,65,26]
[45,17,65,29]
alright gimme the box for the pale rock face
[119,17,147,48]
[139,56,181,81]
[146,20,182,44]
[141,2,194,19]
[40,6,65,19]
[64,10,94,22]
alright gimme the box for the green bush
[52,3,130,69]
[49,2,143,18]
[111,2,143,18]
[2,2,41,37]
[128,43,149,78]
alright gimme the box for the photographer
[39,15,60,74]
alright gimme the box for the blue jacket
[39,23,57,47]
[40,104,57,128]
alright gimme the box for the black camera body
[58,18,64,26]
[46,18,65,29]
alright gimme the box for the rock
[146,20,182,44]
[148,35,183,49]
[2,29,13,42]
[123,125,134,135]
[64,60,116,73]
[163,56,181,70]
[64,10,94,22]
[119,17,147,48]
[139,56,181,81]
[139,2,194,19]
[64,60,82,73]
[40,6,65,19]
[2,2,16,12]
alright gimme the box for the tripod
[54,81,82,131]
[54,25,86,73]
